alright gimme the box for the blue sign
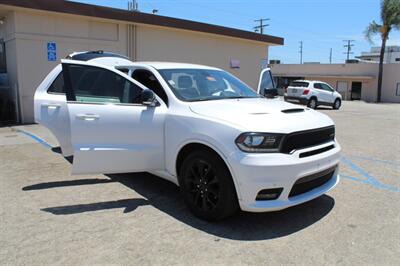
[47,42,57,61]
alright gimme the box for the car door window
[66,64,142,104]
[47,72,65,94]
[313,83,323,90]
[321,84,334,92]
[132,69,168,105]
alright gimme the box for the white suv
[284,80,342,110]
[34,52,341,221]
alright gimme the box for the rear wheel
[179,149,238,221]
[333,99,341,110]
[308,98,318,109]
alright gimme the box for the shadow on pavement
[32,155,335,240]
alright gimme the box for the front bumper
[284,96,308,105]
[228,141,341,212]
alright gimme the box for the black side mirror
[140,90,157,106]
[263,88,278,98]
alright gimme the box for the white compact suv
[284,80,342,109]
[34,51,341,221]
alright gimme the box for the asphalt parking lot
[1,101,399,265]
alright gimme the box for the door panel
[62,60,166,174]
[34,66,73,156]
[67,103,166,174]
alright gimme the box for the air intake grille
[280,126,335,154]
[289,165,337,197]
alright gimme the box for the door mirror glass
[263,88,278,98]
[140,90,157,106]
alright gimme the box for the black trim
[67,51,129,61]
[281,108,305,114]
[61,63,76,101]
[299,145,335,158]
[289,165,337,197]
[284,96,308,105]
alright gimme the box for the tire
[333,99,341,110]
[307,98,318,109]
[179,149,239,221]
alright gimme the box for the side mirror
[140,90,157,106]
[263,88,278,99]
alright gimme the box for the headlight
[235,133,284,153]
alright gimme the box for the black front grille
[280,126,335,154]
[289,166,337,198]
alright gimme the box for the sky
[71,0,400,64]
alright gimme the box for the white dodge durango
[34,51,341,221]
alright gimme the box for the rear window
[289,81,309,87]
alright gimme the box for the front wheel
[333,99,341,110]
[179,149,238,221]
[308,98,318,109]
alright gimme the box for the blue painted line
[346,155,400,167]
[17,129,53,149]
[341,157,400,192]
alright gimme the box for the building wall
[0,7,270,123]
[382,64,400,103]
[270,63,400,103]
[136,24,267,89]
[8,9,129,122]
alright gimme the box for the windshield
[158,68,260,102]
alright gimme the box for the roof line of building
[0,0,284,45]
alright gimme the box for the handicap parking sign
[47,42,57,61]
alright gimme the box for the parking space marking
[341,156,400,193]
[17,129,53,149]
[346,155,400,168]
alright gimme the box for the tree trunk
[377,37,387,103]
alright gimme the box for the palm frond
[364,21,382,43]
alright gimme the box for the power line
[299,41,303,64]
[254,18,270,34]
[343,40,355,61]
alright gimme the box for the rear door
[61,60,167,174]
[34,65,73,156]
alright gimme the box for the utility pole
[299,41,303,64]
[254,18,270,34]
[329,48,332,64]
[128,0,139,11]
[343,40,355,61]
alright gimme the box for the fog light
[256,188,283,201]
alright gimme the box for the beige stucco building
[270,63,400,103]
[0,0,283,124]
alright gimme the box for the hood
[189,98,334,133]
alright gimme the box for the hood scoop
[281,108,305,114]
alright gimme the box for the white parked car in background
[34,51,341,221]
[284,80,342,109]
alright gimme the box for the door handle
[76,114,100,121]
[42,103,61,109]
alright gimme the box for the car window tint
[321,84,333,92]
[260,71,274,90]
[314,83,322,89]
[67,65,142,104]
[132,69,168,105]
[290,81,309,87]
[47,72,65,94]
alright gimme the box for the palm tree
[364,0,400,102]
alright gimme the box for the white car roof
[133,62,222,71]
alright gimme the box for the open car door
[257,68,278,98]
[61,59,167,174]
